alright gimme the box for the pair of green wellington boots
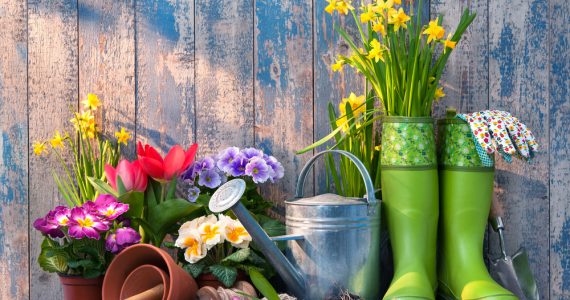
[380,116,517,300]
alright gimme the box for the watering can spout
[209,179,306,298]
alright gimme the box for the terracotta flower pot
[103,244,197,300]
[120,265,169,300]
[59,275,103,300]
[196,271,248,289]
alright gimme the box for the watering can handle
[294,150,377,214]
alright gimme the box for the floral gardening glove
[457,110,538,167]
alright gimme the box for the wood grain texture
[313,1,364,193]
[79,0,136,157]
[255,0,314,212]
[0,0,28,298]
[136,0,195,152]
[431,0,489,116]
[488,0,550,297]
[549,0,570,298]
[195,0,253,155]
[28,0,78,299]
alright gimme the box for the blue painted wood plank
[549,0,570,298]
[28,0,79,298]
[0,0,28,298]
[79,0,136,157]
[488,0,550,297]
[255,0,313,212]
[136,0,195,152]
[195,0,253,155]
[313,0,364,194]
[430,0,489,116]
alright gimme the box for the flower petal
[104,164,117,190]
[164,145,185,179]
[116,160,135,191]
[182,144,199,172]
[139,157,165,180]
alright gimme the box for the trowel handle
[294,150,377,213]
[490,216,509,259]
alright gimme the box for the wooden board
[0,0,28,298]
[78,0,136,157]
[431,0,489,116]
[488,0,550,297]
[255,0,314,213]
[195,0,254,155]
[313,0,364,194]
[28,1,79,299]
[549,0,570,298]
[136,0,195,152]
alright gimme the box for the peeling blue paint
[492,25,515,97]
[553,219,570,291]
[257,138,273,155]
[138,0,179,42]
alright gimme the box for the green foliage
[249,268,280,300]
[38,237,109,278]
[209,264,238,288]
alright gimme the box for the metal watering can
[209,150,382,299]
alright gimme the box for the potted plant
[33,194,140,300]
[302,1,475,298]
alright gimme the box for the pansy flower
[175,229,207,263]
[94,194,129,220]
[245,157,270,183]
[68,207,109,240]
[105,227,141,254]
[197,215,223,249]
[219,215,252,249]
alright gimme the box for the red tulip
[105,159,148,192]
[136,142,198,181]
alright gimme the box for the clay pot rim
[120,264,169,300]
[59,274,104,285]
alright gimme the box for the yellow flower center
[59,217,69,226]
[105,208,116,217]
[226,226,248,243]
[184,238,201,256]
[77,217,94,228]
[200,224,220,242]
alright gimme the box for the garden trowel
[489,216,539,300]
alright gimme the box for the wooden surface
[0,0,568,298]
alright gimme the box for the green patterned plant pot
[437,118,494,170]
[380,116,438,300]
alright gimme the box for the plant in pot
[301,1,475,298]
[33,194,140,300]
[31,94,138,299]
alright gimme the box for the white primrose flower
[219,214,252,249]
[179,215,208,234]
[175,229,207,263]
[198,215,224,250]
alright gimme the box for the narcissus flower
[105,159,148,193]
[332,59,344,72]
[33,142,47,156]
[115,128,132,145]
[339,92,366,117]
[81,93,101,111]
[137,142,198,182]
[367,39,384,63]
[388,8,411,31]
[360,4,376,23]
[434,87,446,100]
[68,207,109,240]
[50,131,65,149]
[373,22,386,36]
[423,20,445,43]
[443,34,457,52]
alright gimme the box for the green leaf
[38,238,69,273]
[222,248,251,263]
[116,175,127,195]
[118,191,144,219]
[249,268,279,300]
[87,177,118,197]
[258,216,286,237]
[166,177,177,200]
[183,260,208,278]
[147,198,203,245]
[67,259,96,269]
[209,264,238,288]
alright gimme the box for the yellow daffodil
[81,93,101,111]
[336,115,349,132]
[325,0,337,14]
[360,4,376,23]
[115,128,132,145]
[388,8,411,31]
[374,145,382,151]
[376,0,394,11]
[70,110,94,131]
[423,20,445,43]
[367,39,384,63]
[393,0,402,4]
[33,142,47,156]
[443,34,457,52]
[434,87,446,101]
[335,0,354,15]
[50,131,65,149]
[373,21,386,36]
[339,92,366,118]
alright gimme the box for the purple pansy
[68,207,109,240]
[264,155,285,182]
[229,153,249,177]
[105,227,141,254]
[95,196,129,220]
[180,163,199,183]
[198,169,222,189]
[187,186,201,202]
[217,147,240,173]
[245,157,270,183]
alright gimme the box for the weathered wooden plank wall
[0,0,568,299]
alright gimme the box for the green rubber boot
[381,117,439,300]
[437,116,517,300]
